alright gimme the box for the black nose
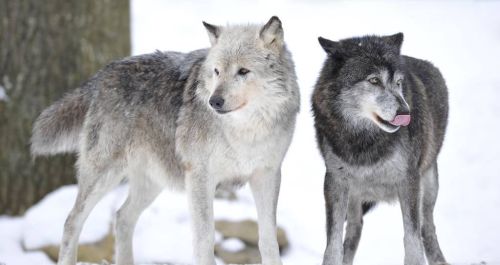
[209,95,225,110]
[397,109,410,116]
[397,106,410,115]
[395,95,410,115]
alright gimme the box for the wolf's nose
[395,96,410,115]
[397,108,410,116]
[209,96,225,110]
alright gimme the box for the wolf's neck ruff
[316,108,401,166]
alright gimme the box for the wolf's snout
[395,96,410,114]
[209,95,225,110]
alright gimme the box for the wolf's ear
[318,37,341,56]
[259,16,284,51]
[382,32,404,52]
[203,21,221,46]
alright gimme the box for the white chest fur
[208,127,289,184]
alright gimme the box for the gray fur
[31,86,93,155]
[313,33,448,265]
[32,16,299,265]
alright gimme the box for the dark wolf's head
[314,33,410,133]
[199,17,299,120]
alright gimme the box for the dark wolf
[32,16,299,265]
[312,33,448,265]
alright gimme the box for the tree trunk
[0,0,131,215]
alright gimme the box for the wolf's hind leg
[115,175,164,265]
[342,197,363,265]
[421,163,448,265]
[57,166,124,265]
[250,168,282,265]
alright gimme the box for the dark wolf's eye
[237,68,250,76]
[368,77,380,85]
[214,68,219,76]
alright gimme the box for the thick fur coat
[32,17,299,265]
[313,33,448,265]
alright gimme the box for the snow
[13,186,257,265]
[0,216,54,265]
[219,238,246,253]
[22,186,127,250]
[2,1,500,264]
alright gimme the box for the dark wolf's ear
[382,32,404,52]
[260,16,284,52]
[318,37,341,56]
[203,21,221,46]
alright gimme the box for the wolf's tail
[31,87,92,156]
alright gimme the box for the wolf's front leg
[250,168,282,265]
[323,172,349,265]
[186,169,216,265]
[398,175,426,265]
[342,197,363,265]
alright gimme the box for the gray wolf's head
[315,33,410,133]
[200,16,296,119]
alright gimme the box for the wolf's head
[315,33,410,133]
[200,17,298,120]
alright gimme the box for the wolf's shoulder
[402,55,442,76]
[402,55,446,93]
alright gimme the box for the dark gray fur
[313,33,448,265]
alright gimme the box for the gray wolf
[312,33,448,265]
[31,16,300,265]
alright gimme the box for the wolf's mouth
[214,102,247,115]
[215,109,231,114]
[374,114,400,133]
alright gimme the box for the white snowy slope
[1,1,500,265]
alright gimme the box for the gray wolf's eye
[397,79,403,86]
[214,68,219,76]
[368,77,380,85]
[238,68,250,76]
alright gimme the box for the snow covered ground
[1,1,500,264]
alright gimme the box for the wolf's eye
[214,68,219,76]
[237,68,250,76]
[397,79,403,86]
[368,77,380,85]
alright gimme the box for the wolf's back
[31,87,91,156]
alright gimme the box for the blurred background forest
[1,0,500,265]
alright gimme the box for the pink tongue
[390,115,411,126]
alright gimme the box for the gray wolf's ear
[383,32,404,52]
[259,16,284,51]
[203,21,221,46]
[318,37,341,56]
